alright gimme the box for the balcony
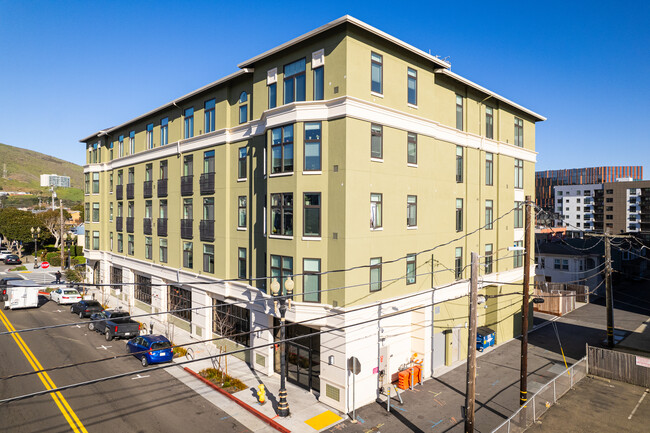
[157,179,168,198]
[143,181,153,198]
[116,216,123,232]
[126,217,134,233]
[200,172,215,195]
[200,219,214,242]
[116,185,123,201]
[181,175,193,196]
[157,218,167,237]
[143,218,152,235]
[126,183,135,199]
[181,219,193,239]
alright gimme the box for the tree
[37,209,70,249]
[0,208,41,245]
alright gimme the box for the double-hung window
[117,233,123,253]
[456,146,463,182]
[270,255,293,295]
[485,200,494,230]
[515,159,524,189]
[118,134,124,157]
[145,237,152,260]
[239,92,248,124]
[407,133,417,165]
[370,258,382,292]
[238,248,246,279]
[406,254,416,284]
[284,58,306,104]
[514,117,524,147]
[370,193,383,229]
[129,131,135,154]
[146,123,154,149]
[371,52,383,94]
[303,258,320,302]
[238,196,247,228]
[456,94,464,130]
[514,201,524,228]
[407,68,417,105]
[313,66,324,100]
[456,198,463,232]
[304,122,321,171]
[407,195,417,227]
[204,245,214,273]
[159,239,167,263]
[85,174,89,194]
[371,124,383,159]
[204,98,215,133]
[184,107,194,139]
[513,241,523,268]
[486,106,494,139]
[271,193,293,236]
[183,242,193,268]
[455,247,463,280]
[268,82,277,109]
[109,202,113,221]
[486,153,494,186]
[271,125,293,174]
[92,203,100,222]
[127,234,134,255]
[92,172,99,193]
[238,147,247,179]
[160,117,168,145]
[93,231,99,250]
[485,244,493,274]
[303,193,321,237]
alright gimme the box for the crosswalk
[0,270,58,285]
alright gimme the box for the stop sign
[41,261,50,269]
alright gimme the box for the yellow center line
[0,309,88,433]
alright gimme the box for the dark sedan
[70,300,104,318]
[4,255,22,265]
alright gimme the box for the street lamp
[30,227,41,267]
[64,234,77,269]
[271,277,294,418]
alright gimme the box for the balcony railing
[143,218,152,235]
[181,219,193,239]
[116,216,123,231]
[126,183,135,199]
[181,175,193,196]
[157,218,167,237]
[143,181,153,198]
[116,185,123,201]
[200,172,215,195]
[157,179,168,198]
[126,217,134,233]
[200,219,214,242]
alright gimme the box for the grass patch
[198,368,247,394]
[8,265,27,272]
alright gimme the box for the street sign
[348,356,361,375]
[41,262,50,269]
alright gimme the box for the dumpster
[476,326,495,352]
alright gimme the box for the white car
[0,250,11,262]
[50,288,82,305]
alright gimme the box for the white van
[5,280,41,310]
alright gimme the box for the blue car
[126,334,174,367]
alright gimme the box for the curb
[183,367,291,433]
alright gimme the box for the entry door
[287,341,311,390]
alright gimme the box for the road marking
[74,325,81,328]
[0,309,88,433]
[628,389,648,420]
[431,419,443,428]
[96,345,112,350]
[132,374,150,380]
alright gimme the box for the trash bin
[476,326,496,352]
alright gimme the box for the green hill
[0,142,84,204]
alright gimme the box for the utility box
[5,281,40,310]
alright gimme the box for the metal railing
[491,357,587,433]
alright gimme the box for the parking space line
[628,389,648,420]
[0,309,88,433]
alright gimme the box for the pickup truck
[88,310,141,341]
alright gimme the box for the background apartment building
[81,16,544,412]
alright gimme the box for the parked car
[0,249,11,262]
[126,334,174,367]
[50,288,82,305]
[70,300,104,318]
[88,310,141,341]
[1,276,24,301]
[4,255,22,265]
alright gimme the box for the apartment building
[554,184,603,231]
[81,16,544,412]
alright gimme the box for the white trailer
[5,280,41,310]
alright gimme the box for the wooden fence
[587,345,650,387]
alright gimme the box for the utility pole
[520,196,532,406]
[59,199,64,267]
[604,231,613,348]
[464,252,479,433]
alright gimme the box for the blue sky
[1,1,648,174]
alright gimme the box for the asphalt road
[0,292,251,433]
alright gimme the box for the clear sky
[1,1,648,173]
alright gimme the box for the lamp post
[30,227,41,266]
[271,277,294,418]
[64,234,76,269]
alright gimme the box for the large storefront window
[135,274,151,305]
[169,286,192,322]
[212,299,250,347]
[111,266,122,291]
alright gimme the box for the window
[203,197,214,221]
[606,189,613,194]
[456,146,463,182]
[515,201,524,228]
[203,244,214,273]
[298,258,321,303]
[117,233,123,253]
[270,255,293,295]
[371,124,383,159]
[514,117,524,147]
[271,193,293,236]
[486,153,494,186]
[85,234,90,249]
[485,244,493,274]
[129,131,135,154]
[455,247,463,279]
[146,123,154,149]
[554,259,561,269]
[169,286,191,322]
[183,242,193,268]
[304,193,321,237]
[407,195,417,227]
[109,232,113,251]
[159,239,167,263]
[268,82,277,109]
[407,68,417,105]
[127,234,134,255]
[371,52,383,94]
[92,203,100,222]
[145,236,152,259]
[160,117,168,146]
[606,197,613,203]
[370,258,382,292]
[513,241,523,268]
[92,231,99,250]
[238,248,246,279]
[145,200,152,220]
[485,200,493,230]
[184,107,194,139]
[84,203,90,222]
[485,106,494,139]
[313,66,324,100]
[135,274,152,305]
[407,132,417,165]
[183,198,193,219]
[204,98,215,133]
[159,160,168,180]
[118,134,124,157]
[271,124,294,173]
[117,202,123,218]
[212,299,250,347]
[84,173,89,194]
[514,159,524,189]
[109,173,113,193]
[109,141,114,160]
[406,254,416,284]
[606,214,613,220]
[562,259,568,270]
[92,172,99,193]
[183,154,193,176]
[456,94,464,130]
[109,202,113,221]
[160,199,168,219]
[370,193,382,229]
[284,58,306,104]
[304,122,321,171]
[204,150,215,174]
[145,163,153,182]
[238,196,247,228]
[539,257,545,269]
[238,147,247,179]
[456,198,463,232]
[238,92,248,124]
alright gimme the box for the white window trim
[371,91,384,98]
[407,163,418,168]
[237,177,248,182]
[269,235,293,240]
[407,226,418,230]
[301,236,322,241]
[269,172,294,178]
[237,227,247,231]
[370,158,384,163]
[302,171,323,175]
[407,103,418,109]
[370,227,384,231]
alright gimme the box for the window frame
[456,198,464,232]
[283,58,306,104]
[304,122,322,171]
[238,248,247,279]
[486,152,494,186]
[515,159,524,189]
[406,254,416,285]
[238,92,248,124]
[485,244,493,274]
[204,98,216,133]
[370,193,383,229]
[238,147,247,180]
[407,67,417,105]
[268,82,277,109]
[485,199,494,230]
[184,107,194,139]
[270,192,293,236]
[371,52,383,94]
[407,195,417,228]
[456,94,464,130]
[303,192,321,237]
[203,244,214,273]
[485,106,494,139]
[514,117,524,147]
[160,117,168,146]
[270,124,294,174]
[183,242,193,268]
[371,124,383,160]
[238,196,247,228]
[370,257,382,292]
[146,123,154,149]
[456,146,463,183]
[407,132,417,165]
[455,247,463,280]
[313,66,324,101]
[303,258,320,302]
[168,285,192,322]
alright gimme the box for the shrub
[173,346,188,357]
[198,368,247,393]
[45,252,62,266]
[74,245,84,256]
[72,256,86,265]
[64,268,83,283]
